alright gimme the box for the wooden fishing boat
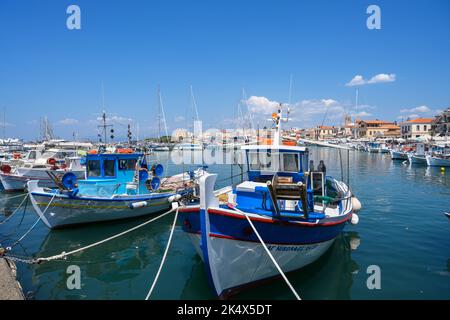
[179,104,361,297]
[27,153,200,229]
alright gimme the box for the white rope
[231,205,301,300]
[36,206,177,263]
[145,207,179,300]
[0,194,29,225]
[10,193,57,247]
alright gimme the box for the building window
[416,125,420,131]
[424,125,427,131]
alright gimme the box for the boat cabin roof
[85,153,143,180]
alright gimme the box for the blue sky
[0,0,449,141]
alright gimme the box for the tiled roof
[402,118,434,124]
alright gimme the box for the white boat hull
[408,154,427,165]
[187,233,334,296]
[28,183,173,229]
[390,150,408,160]
[0,169,84,191]
[426,155,450,167]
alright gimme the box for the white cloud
[94,115,133,125]
[174,116,185,123]
[236,95,378,128]
[346,73,396,86]
[57,118,78,125]
[245,96,279,114]
[352,111,372,117]
[400,105,431,114]
[322,99,337,107]
[346,75,366,87]
[398,114,419,120]
[367,73,396,84]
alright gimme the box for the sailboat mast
[157,85,161,142]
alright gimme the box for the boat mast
[157,86,169,144]
[354,88,359,139]
[242,88,255,136]
[2,107,5,141]
[157,85,161,143]
[273,104,283,146]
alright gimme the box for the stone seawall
[0,257,25,300]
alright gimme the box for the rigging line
[145,207,179,300]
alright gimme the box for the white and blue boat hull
[179,174,353,297]
[27,181,174,229]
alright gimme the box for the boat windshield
[40,152,57,159]
[87,160,101,177]
[103,159,116,177]
[248,151,304,173]
[118,159,137,171]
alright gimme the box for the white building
[400,118,433,140]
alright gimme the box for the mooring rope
[0,193,28,201]
[33,206,177,263]
[8,193,57,249]
[0,194,29,225]
[228,205,301,300]
[145,207,179,300]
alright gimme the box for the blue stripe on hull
[180,210,348,245]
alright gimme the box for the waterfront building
[400,118,433,140]
[353,119,400,138]
[314,125,337,140]
[431,108,450,137]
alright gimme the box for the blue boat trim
[31,191,174,201]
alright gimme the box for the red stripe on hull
[180,206,352,227]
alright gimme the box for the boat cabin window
[87,160,101,177]
[118,159,137,171]
[103,159,116,177]
[55,151,76,159]
[248,152,279,171]
[248,151,303,173]
[282,153,299,172]
[28,151,37,160]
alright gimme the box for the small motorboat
[426,154,450,167]
[0,156,85,192]
[27,152,199,229]
[173,143,203,151]
[444,212,450,218]
[408,154,427,165]
[390,150,408,160]
[179,104,361,297]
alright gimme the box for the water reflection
[232,231,361,300]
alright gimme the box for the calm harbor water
[1,148,449,300]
